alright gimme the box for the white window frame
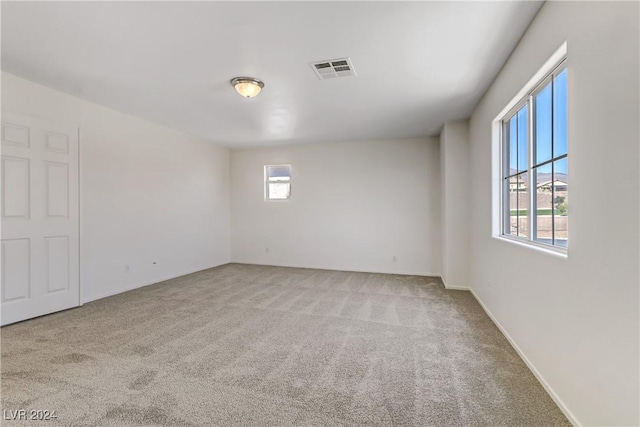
[264,164,292,201]
[491,42,568,257]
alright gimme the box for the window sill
[493,235,568,259]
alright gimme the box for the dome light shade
[230,77,264,98]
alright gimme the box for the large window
[265,164,291,200]
[501,61,567,249]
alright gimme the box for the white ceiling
[1,1,542,148]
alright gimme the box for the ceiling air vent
[310,57,357,80]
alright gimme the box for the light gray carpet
[1,263,569,426]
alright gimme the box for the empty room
[1,1,638,426]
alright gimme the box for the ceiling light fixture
[230,77,264,98]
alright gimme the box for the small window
[500,60,568,250]
[265,165,291,200]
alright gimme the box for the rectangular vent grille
[310,57,356,80]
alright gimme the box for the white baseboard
[444,284,471,291]
[81,262,230,304]
[82,282,143,304]
[230,260,440,278]
[470,289,581,427]
[440,276,471,291]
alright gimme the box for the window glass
[516,171,529,238]
[535,83,552,164]
[553,69,568,157]
[500,61,567,250]
[266,165,291,179]
[265,165,292,200]
[267,182,290,200]
[509,115,517,174]
[517,106,528,172]
[534,162,553,245]
[553,157,568,247]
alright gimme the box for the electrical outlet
[124,265,130,273]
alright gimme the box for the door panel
[1,112,79,325]
[1,238,30,302]
[2,156,30,218]
[46,236,69,293]
[1,123,29,148]
[46,162,69,217]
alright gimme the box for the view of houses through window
[503,62,567,249]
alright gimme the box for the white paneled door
[1,112,79,325]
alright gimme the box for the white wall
[439,121,471,290]
[1,72,231,303]
[468,2,639,426]
[231,138,441,276]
